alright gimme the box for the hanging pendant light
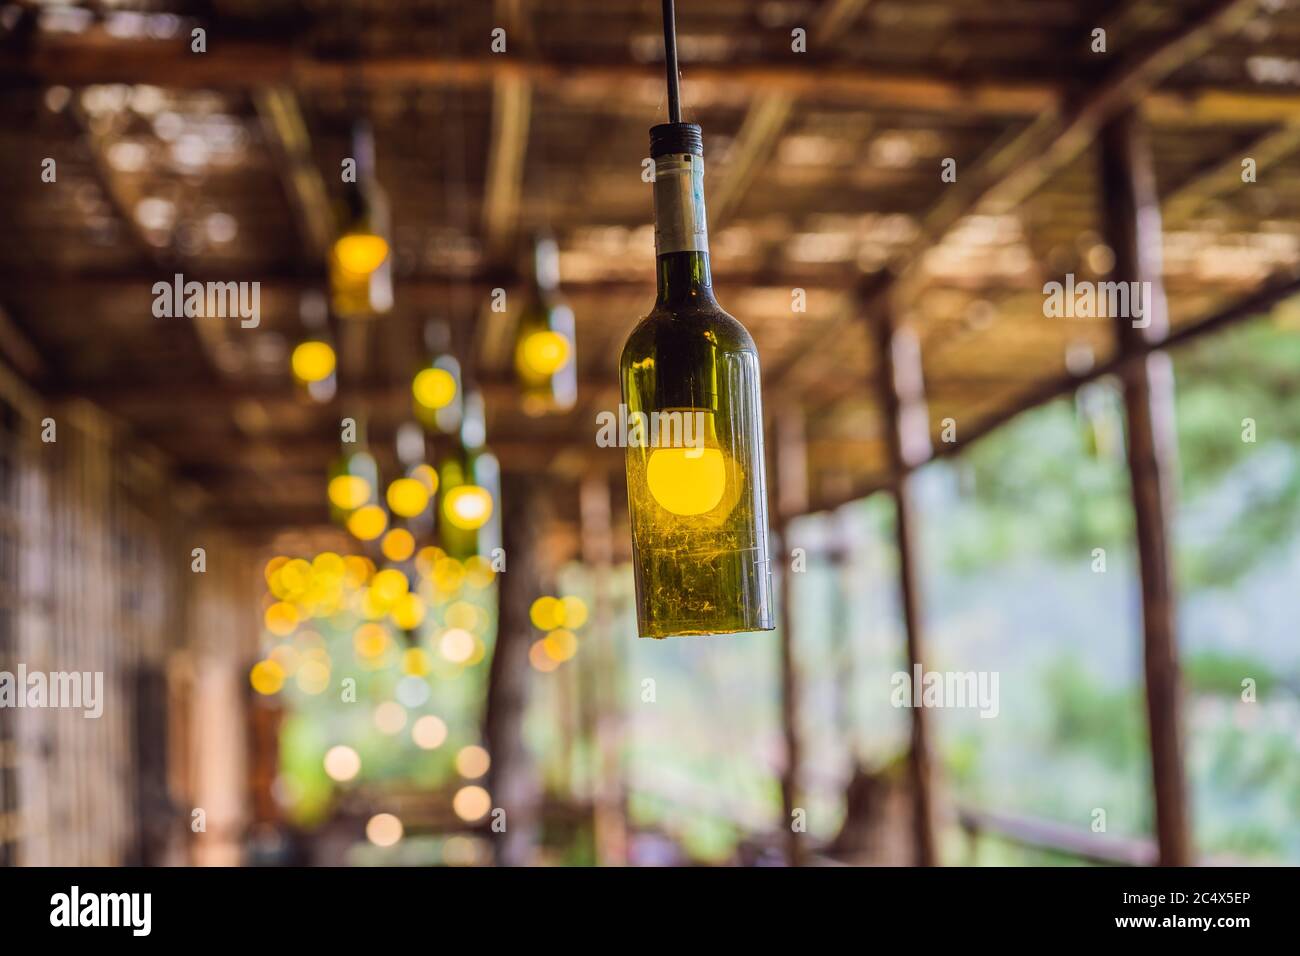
[412,319,464,434]
[514,234,578,416]
[290,290,337,403]
[619,0,774,639]
[437,390,500,560]
[331,120,393,320]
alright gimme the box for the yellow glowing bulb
[347,504,387,541]
[264,555,289,586]
[390,592,426,631]
[412,367,457,410]
[329,474,372,511]
[250,659,285,695]
[431,557,466,593]
[386,478,430,518]
[560,596,588,629]
[401,647,431,676]
[312,551,345,583]
[519,330,571,376]
[264,601,299,637]
[443,485,493,530]
[646,447,727,516]
[529,596,563,631]
[333,232,389,275]
[353,622,389,659]
[372,568,409,602]
[543,628,578,663]
[291,340,336,383]
[381,528,416,563]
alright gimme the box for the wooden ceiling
[1,0,1299,530]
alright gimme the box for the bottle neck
[652,151,715,310]
[655,251,715,308]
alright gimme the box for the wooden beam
[1099,108,1191,867]
[484,472,548,866]
[805,265,1300,515]
[916,0,1262,247]
[578,474,628,866]
[253,86,335,260]
[0,35,1053,115]
[65,98,242,378]
[482,75,532,263]
[0,302,45,382]
[708,0,871,229]
[479,66,534,371]
[774,0,1262,408]
[867,298,939,867]
[1163,120,1300,225]
[1144,87,1300,125]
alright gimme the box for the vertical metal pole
[869,296,939,867]
[1099,108,1192,867]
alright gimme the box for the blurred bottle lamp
[514,235,578,416]
[438,390,500,560]
[291,290,337,402]
[412,320,463,433]
[330,120,393,319]
[328,433,380,525]
[618,0,774,639]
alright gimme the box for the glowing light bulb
[443,485,493,530]
[455,745,490,779]
[390,592,425,630]
[250,659,285,695]
[411,463,439,494]
[264,601,299,636]
[412,367,457,410]
[412,714,447,749]
[366,813,403,847]
[452,786,491,822]
[529,596,563,631]
[518,330,571,376]
[386,478,429,518]
[646,447,727,516]
[323,745,361,782]
[347,504,387,541]
[333,232,389,275]
[381,527,415,563]
[328,475,371,511]
[291,340,336,383]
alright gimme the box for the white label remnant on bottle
[653,154,709,255]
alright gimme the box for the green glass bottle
[620,122,774,639]
[330,121,393,320]
[437,390,500,560]
[514,235,578,416]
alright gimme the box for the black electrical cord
[661,0,682,123]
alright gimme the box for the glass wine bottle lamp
[330,120,393,320]
[514,235,578,416]
[619,0,774,638]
